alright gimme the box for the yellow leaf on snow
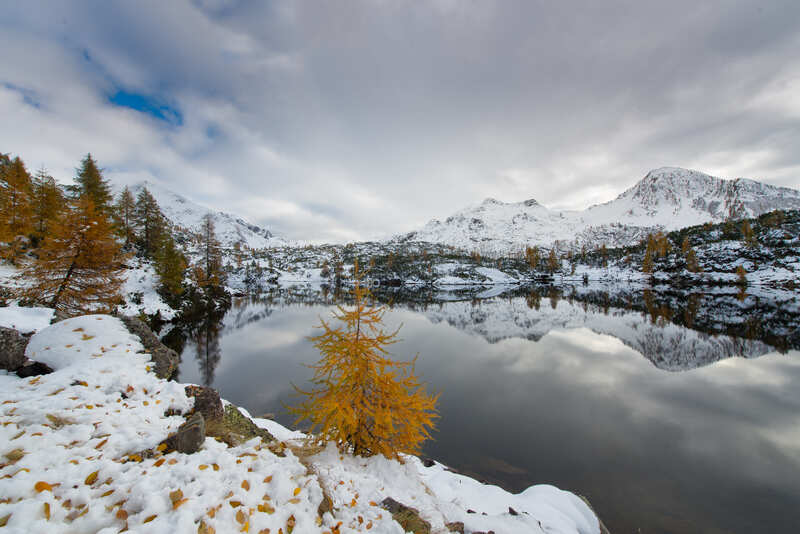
[34,481,54,493]
[43,502,51,520]
[85,471,99,485]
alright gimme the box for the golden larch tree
[0,156,34,249]
[18,196,125,317]
[292,263,438,458]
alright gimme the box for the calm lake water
[172,286,800,534]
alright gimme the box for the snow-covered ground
[0,315,600,534]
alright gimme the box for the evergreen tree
[196,214,226,288]
[18,196,125,317]
[31,167,65,244]
[71,154,113,215]
[0,156,34,241]
[291,263,438,458]
[114,186,136,249]
[154,233,187,300]
[133,187,168,258]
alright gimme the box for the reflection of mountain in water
[421,296,775,371]
[180,284,799,373]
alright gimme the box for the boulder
[204,403,275,447]
[16,361,53,378]
[117,315,179,379]
[161,412,205,454]
[185,385,224,421]
[381,497,431,534]
[0,327,28,371]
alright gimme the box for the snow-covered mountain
[408,167,800,254]
[129,181,287,249]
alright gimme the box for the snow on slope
[409,167,800,254]
[0,315,600,534]
[129,181,287,250]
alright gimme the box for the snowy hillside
[129,181,287,250]
[408,167,800,255]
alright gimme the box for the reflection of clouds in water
[178,299,800,533]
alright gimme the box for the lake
[170,284,800,533]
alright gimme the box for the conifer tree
[114,186,136,249]
[18,196,125,317]
[547,248,559,273]
[31,167,65,244]
[154,233,187,300]
[642,234,655,274]
[686,249,701,273]
[525,246,540,270]
[195,214,226,289]
[291,263,438,458]
[0,156,34,242]
[133,187,168,258]
[72,154,113,215]
[741,220,757,248]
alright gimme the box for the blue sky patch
[108,90,183,125]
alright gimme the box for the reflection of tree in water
[193,318,223,386]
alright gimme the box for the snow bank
[0,315,600,534]
[0,305,53,334]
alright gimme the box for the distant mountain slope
[407,167,800,254]
[129,181,287,249]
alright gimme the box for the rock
[117,315,179,379]
[161,412,205,454]
[445,521,465,533]
[380,497,431,534]
[204,403,275,447]
[508,507,518,516]
[421,457,436,468]
[317,494,333,518]
[185,385,224,421]
[16,361,54,378]
[0,327,28,371]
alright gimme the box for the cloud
[2,0,799,242]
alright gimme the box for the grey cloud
[2,0,799,241]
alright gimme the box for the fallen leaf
[34,481,54,493]
[242,480,250,491]
[143,514,157,523]
[43,502,51,520]
[85,471,99,485]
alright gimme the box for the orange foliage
[291,263,438,458]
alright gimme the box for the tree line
[0,152,225,317]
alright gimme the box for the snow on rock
[408,167,800,254]
[0,305,54,334]
[0,315,601,534]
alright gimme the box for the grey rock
[0,327,29,371]
[185,385,224,421]
[161,412,205,454]
[117,315,179,379]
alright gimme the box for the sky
[2,1,799,243]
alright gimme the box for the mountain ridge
[406,167,800,255]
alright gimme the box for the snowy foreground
[0,315,599,534]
